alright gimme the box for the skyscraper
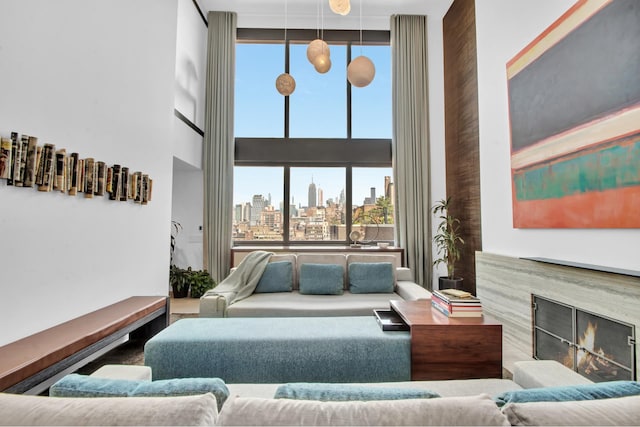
[251,194,266,225]
[317,187,324,207]
[308,178,316,208]
[364,187,376,205]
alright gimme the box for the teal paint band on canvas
[514,138,640,201]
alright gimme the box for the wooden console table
[390,300,502,380]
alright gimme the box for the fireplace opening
[532,295,636,382]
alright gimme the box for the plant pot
[171,284,189,299]
[439,276,464,291]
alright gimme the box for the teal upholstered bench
[144,317,410,383]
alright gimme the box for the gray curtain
[203,11,236,283]
[391,15,432,289]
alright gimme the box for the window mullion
[283,166,291,244]
[346,166,352,244]
[347,41,352,141]
[284,40,290,139]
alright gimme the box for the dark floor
[75,313,198,376]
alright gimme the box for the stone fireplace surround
[476,252,640,380]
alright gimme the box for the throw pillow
[255,261,293,293]
[274,382,440,401]
[494,380,640,407]
[216,394,510,426]
[49,374,230,410]
[501,394,640,426]
[348,262,394,293]
[299,263,344,295]
[0,392,218,426]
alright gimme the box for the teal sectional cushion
[255,261,293,293]
[299,263,344,295]
[348,262,394,293]
[495,380,640,407]
[49,374,229,410]
[274,383,440,401]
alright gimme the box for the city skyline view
[232,39,392,242]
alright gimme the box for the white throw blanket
[203,251,273,306]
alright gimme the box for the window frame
[234,28,392,246]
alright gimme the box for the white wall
[175,0,208,132]
[171,161,204,271]
[475,0,640,272]
[426,16,448,288]
[173,0,206,170]
[0,0,178,346]
[172,0,207,271]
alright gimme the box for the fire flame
[576,322,598,370]
[562,321,618,378]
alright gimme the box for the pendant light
[307,0,331,74]
[329,0,351,16]
[347,0,375,87]
[276,0,295,96]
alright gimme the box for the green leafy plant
[432,197,464,279]
[169,266,216,299]
[169,265,191,298]
[189,269,216,298]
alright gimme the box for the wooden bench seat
[0,296,168,394]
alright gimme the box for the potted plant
[169,265,190,298]
[432,197,465,290]
[189,269,216,298]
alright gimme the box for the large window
[289,167,345,241]
[233,167,284,241]
[289,44,347,138]
[235,44,284,138]
[233,29,392,245]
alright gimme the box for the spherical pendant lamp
[329,0,351,16]
[347,55,375,87]
[313,54,332,73]
[307,39,330,64]
[275,73,296,96]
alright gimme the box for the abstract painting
[507,0,640,228]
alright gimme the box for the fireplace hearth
[533,295,636,382]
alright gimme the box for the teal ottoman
[144,317,410,383]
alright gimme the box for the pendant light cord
[359,0,363,55]
[284,0,288,42]
[316,0,320,39]
[321,0,324,42]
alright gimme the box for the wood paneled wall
[443,0,482,294]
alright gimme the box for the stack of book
[431,288,483,317]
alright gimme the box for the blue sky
[234,42,391,209]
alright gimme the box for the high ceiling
[197,0,454,30]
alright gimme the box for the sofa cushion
[255,261,294,293]
[0,392,218,426]
[274,382,440,401]
[217,394,510,426]
[226,291,400,317]
[49,374,229,410]
[347,254,399,279]
[299,263,344,295]
[348,262,395,293]
[296,254,347,290]
[501,394,640,426]
[494,380,640,407]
